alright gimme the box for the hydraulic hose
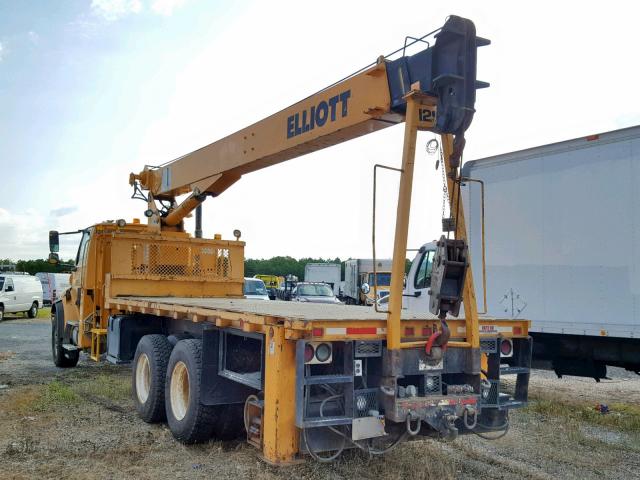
[303,394,347,462]
[305,383,421,461]
[472,420,510,440]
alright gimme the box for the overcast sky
[1,0,639,262]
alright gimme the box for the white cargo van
[0,274,43,320]
[36,272,71,305]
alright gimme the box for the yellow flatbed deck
[105,296,528,341]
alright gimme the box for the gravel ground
[0,315,639,480]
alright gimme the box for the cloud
[0,208,49,260]
[91,0,143,21]
[89,0,187,21]
[28,31,40,45]
[50,206,78,217]
[0,208,84,260]
[0,42,4,61]
[151,0,187,16]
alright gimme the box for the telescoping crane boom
[130,15,488,230]
[49,16,532,464]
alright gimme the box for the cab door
[65,230,94,347]
[405,246,436,312]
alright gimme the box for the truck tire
[27,302,38,319]
[165,339,216,443]
[51,316,80,368]
[0,305,4,321]
[132,334,172,423]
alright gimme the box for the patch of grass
[32,381,80,412]
[297,441,456,480]
[4,386,43,416]
[37,307,51,319]
[527,399,640,434]
[74,372,130,402]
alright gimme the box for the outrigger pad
[428,235,469,318]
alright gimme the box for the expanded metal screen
[354,340,382,358]
[353,388,379,417]
[480,338,498,353]
[129,242,232,279]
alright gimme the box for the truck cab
[377,242,437,312]
[403,242,437,311]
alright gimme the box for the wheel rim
[135,353,151,404]
[170,361,190,421]
[31,305,37,316]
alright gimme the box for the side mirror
[48,252,60,265]
[361,283,370,294]
[49,231,60,253]
[5,285,13,292]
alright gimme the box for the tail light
[500,338,513,358]
[304,344,315,363]
[304,341,332,364]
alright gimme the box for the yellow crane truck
[47,16,531,464]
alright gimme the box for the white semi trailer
[459,125,640,379]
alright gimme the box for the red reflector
[312,328,324,337]
[513,326,522,336]
[404,327,415,336]
[346,327,377,335]
[500,339,513,356]
[422,327,432,336]
[586,134,599,141]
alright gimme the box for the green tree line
[1,256,411,279]
[0,258,75,276]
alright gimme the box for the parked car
[0,274,43,320]
[291,282,343,304]
[36,272,71,306]
[243,277,270,301]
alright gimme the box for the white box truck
[36,272,71,306]
[460,125,640,379]
[342,258,392,305]
[303,263,341,295]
